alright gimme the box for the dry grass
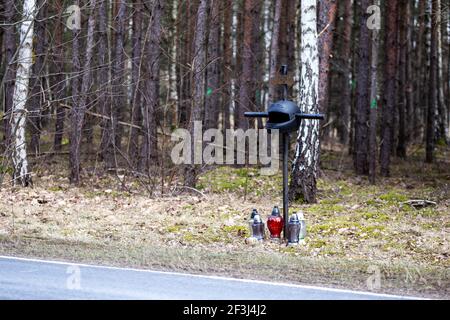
[0,145,448,298]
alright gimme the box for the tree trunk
[405,0,414,145]
[348,1,358,156]
[184,0,208,187]
[278,0,288,67]
[140,0,164,172]
[69,0,97,184]
[396,0,408,159]
[268,0,283,104]
[234,1,244,129]
[105,0,127,169]
[128,0,143,166]
[414,0,427,141]
[252,0,263,122]
[368,0,380,184]
[338,0,353,145]
[29,0,47,155]
[238,0,261,131]
[380,0,399,176]
[436,0,448,144]
[2,0,17,149]
[204,0,220,130]
[442,1,450,140]
[98,0,111,159]
[222,0,233,132]
[426,0,439,162]
[176,0,193,128]
[354,0,371,175]
[286,0,297,98]
[52,0,67,152]
[290,0,320,204]
[318,0,338,116]
[11,0,37,187]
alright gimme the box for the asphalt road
[0,256,417,300]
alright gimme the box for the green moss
[359,225,385,238]
[83,189,125,198]
[379,191,408,204]
[306,203,346,214]
[182,232,198,242]
[436,138,447,147]
[366,199,380,206]
[222,225,249,238]
[182,204,194,210]
[418,208,440,217]
[309,239,327,248]
[279,246,297,254]
[335,181,353,195]
[197,166,282,195]
[382,241,405,251]
[308,224,333,234]
[319,198,342,205]
[0,165,13,175]
[48,186,63,192]
[235,168,258,178]
[321,248,344,256]
[182,227,231,244]
[166,225,183,233]
[199,173,247,192]
[361,211,390,222]
[401,206,440,217]
[421,222,437,230]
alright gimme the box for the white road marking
[0,255,426,299]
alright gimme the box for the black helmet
[266,100,301,133]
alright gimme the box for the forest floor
[0,143,448,299]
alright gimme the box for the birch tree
[10,0,37,186]
[290,0,320,203]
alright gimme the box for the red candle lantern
[267,206,283,240]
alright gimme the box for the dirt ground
[0,145,448,298]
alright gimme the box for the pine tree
[354,0,371,175]
[69,0,98,184]
[184,0,208,187]
[140,0,164,172]
[380,1,399,176]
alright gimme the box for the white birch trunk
[290,0,320,203]
[11,0,36,186]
